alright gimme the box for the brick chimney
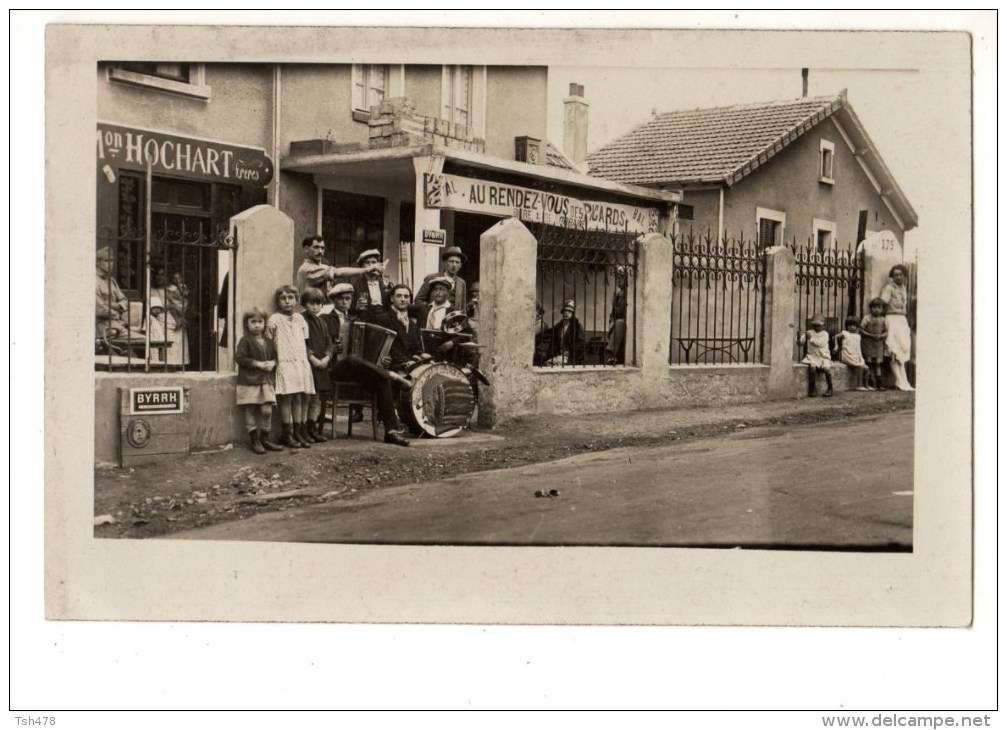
[563,82,589,167]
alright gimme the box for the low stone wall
[95,372,240,467]
[530,365,770,416]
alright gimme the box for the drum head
[398,362,475,438]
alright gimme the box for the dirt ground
[94,390,915,539]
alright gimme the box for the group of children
[234,284,366,454]
[799,264,916,397]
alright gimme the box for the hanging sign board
[422,228,447,245]
[97,122,274,187]
[424,173,659,234]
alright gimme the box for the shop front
[282,144,675,294]
[95,122,273,373]
[94,122,274,465]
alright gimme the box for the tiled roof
[586,93,845,187]
[545,140,578,171]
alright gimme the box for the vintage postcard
[40,19,978,635]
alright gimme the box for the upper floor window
[351,65,405,121]
[819,139,835,184]
[107,63,210,100]
[441,65,473,129]
[352,64,389,113]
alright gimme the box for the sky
[546,59,958,260]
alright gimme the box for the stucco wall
[279,65,362,154]
[95,373,242,467]
[677,188,722,240]
[485,66,549,162]
[404,65,443,120]
[97,63,272,150]
[723,117,906,246]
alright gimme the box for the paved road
[172,411,914,549]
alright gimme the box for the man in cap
[321,282,411,447]
[295,235,381,295]
[348,248,394,322]
[414,245,467,309]
[417,276,455,332]
[95,246,134,339]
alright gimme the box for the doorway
[450,211,500,285]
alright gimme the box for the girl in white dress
[833,316,870,391]
[266,285,316,449]
[798,314,833,397]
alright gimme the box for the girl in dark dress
[301,287,333,443]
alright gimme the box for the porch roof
[282,143,681,206]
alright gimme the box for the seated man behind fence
[604,265,628,365]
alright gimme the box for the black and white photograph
[84,30,935,552]
[20,10,994,715]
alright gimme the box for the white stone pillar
[477,217,538,427]
[230,204,295,347]
[411,155,445,289]
[763,245,798,398]
[635,232,673,387]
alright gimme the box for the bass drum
[398,361,476,438]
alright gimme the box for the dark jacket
[415,271,467,309]
[375,310,424,370]
[349,273,394,322]
[235,335,277,386]
[541,317,587,365]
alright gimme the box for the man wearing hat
[543,299,587,366]
[348,248,394,322]
[295,235,380,295]
[414,245,467,309]
[321,282,411,447]
[417,276,455,331]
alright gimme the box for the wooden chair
[329,381,379,440]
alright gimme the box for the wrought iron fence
[669,230,766,365]
[791,240,864,362]
[95,223,234,373]
[531,221,639,368]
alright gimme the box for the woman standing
[880,264,915,391]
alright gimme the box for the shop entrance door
[451,211,500,286]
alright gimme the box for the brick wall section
[367,97,486,153]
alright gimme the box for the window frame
[440,65,486,137]
[756,206,787,249]
[812,218,837,251]
[819,139,836,184]
[351,64,405,121]
[107,63,210,101]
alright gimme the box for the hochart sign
[423,173,660,234]
[97,123,273,187]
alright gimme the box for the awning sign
[424,173,659,234]
[97,123,273,187]
[129,386,185,415]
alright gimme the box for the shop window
[819,139,835,184]
[321,190,386,268]
[96,174,246,373]
[757,207,786,249]
[106,62,210,100]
